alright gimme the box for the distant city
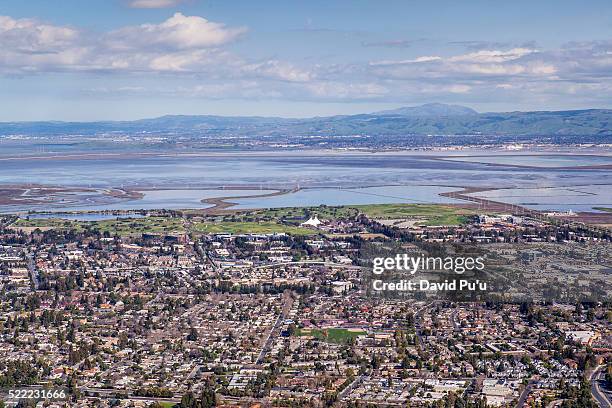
[1,104,610,150]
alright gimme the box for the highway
[591,365,612,408]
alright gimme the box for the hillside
[0,105,610,140]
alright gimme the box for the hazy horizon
[3,102,612,123]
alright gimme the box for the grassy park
[295,328,367,344]
[10,203,478,236]
[246,205,359,221]
[192,221,315,235]
[12,216,315,236]
[12,216,185,236]
[355,203,477,226]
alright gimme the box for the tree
[199,382,216,408]
[180,391,196,408]
[179,382,216,408]
[187,327,199,342]
[560,379,597,408]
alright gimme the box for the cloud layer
[1,13,611,108]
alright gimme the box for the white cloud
[447,84,471,94]
[106,13,246,50]
[305,81,389,99]
[0,15,79,53]
[370,56,441,66]
[0,16,90,73]
[128,0,188,9]
[529,63,557,75]
[370,48,558,80]
[148,50,209,71]
[241,60,313,82]
[448,48,536,63]
[0,14,253,76]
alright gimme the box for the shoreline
[1,183,611,226]
[0,146,610,166]
[432,156,612,171]
[197,187,299,215]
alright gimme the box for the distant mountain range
[375,102,478,117]
[0,104,610,141]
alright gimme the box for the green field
[12,217,86,231]
[237,203,473,227]
[11,203,476,236]
[296,328,367,343]
[11,216,318,237]
[192,221,316,235]
[355,203,477,226]
[244,205,359,221]
[593,207,612,213]
[94,217,185,235]
[12,216,185,236]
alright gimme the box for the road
[255,292,294,365]
[25,249,40,290]
[253,260,365,270]
[515,380,535,408]
[590,365,612,408]
[338,375,366,400]
[81,387,181,404]
[414,302,433,347]
[451,308,461,330]
[1,385,182,406]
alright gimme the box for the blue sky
[1,0,611,120]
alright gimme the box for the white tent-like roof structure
[300,215,322,228]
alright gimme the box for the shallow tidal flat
[467,185,612,212]
[0,149,610,213]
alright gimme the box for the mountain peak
[375,103,478,117]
